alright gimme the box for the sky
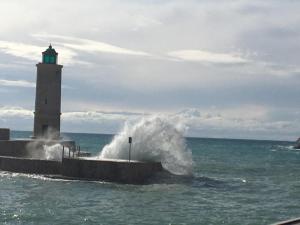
[0,0,300,140]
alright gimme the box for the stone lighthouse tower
[33,45,63,139]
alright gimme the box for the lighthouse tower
[33,45,63,139]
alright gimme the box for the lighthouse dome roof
[43,44,58,56]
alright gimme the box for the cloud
[255,63,300,77]
[0,106,33,118]
[0,107,137,122]
[168,50,249,64]
[1,0,300,140]
[60,107,299,140]
[32,33,151,57]
[0,79,73,90]
[0,33,151,68]
[0,41,42,62]
[172,107,300,140]
[62,110,144,124]
[1,106,299,140]
[0,40,78,65]
[0,79,35,88]
[174,107,268,131]
[0,107,33,131]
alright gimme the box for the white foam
[273,145,300,152]
[43,144,69,161]
[99,116,194,175]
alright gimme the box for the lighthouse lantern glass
[42,45,57,64]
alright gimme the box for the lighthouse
[33,45,63,139]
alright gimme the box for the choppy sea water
[1,131,300,225]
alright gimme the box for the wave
[270,145,300,152]
[98,116,194,175]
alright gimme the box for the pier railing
[62,145,91,159]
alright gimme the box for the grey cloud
[1,0,300,140]
[167,50,249,64]
[0,79,35,88]
[32,34,151,57]
[1,106,299,141]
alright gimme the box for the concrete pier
[0,140,32,157]
[62,158,163,184]
[0,156,61,174]
[0,154,163,184]
[0,132,162,183]
[0,128,10,140]
[0,138,75,158]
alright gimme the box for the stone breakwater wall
[0,156,61,174]
[0,140,31,157]
[0,139,75,158]
[0,128,10,140]
[61,158,163,184]
[0,138,163,183]
[0,155,163,183]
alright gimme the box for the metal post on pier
[62,145,65,159]
[128,137,132,162]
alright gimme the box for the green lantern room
[42,44,58,64]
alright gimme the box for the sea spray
[25,131,70,161]
[99,116,194,175]
[43,144,69,160]
[26,142,69,161]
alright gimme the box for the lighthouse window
[42,125,49,135]
[43,55,50,63]
[50,56,55,64]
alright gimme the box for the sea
[1,130,300,225]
